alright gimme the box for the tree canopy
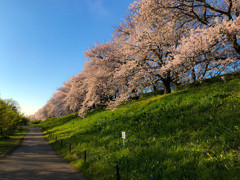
[32,0,240,120]
[0,99,29,136]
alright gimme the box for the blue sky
[0,0,134,116]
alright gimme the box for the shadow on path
[0,127,86,180]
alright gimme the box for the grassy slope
[0,128,29,157]
[37,71,240,180]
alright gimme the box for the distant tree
[65,73,87,113]
[80,41,124,114]
[34,87,71,120]
[3,99,20,112]
[0,99,27,136]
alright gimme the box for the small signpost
[122,131,126,148]
[116,164,120,180]
[84,150,87,162]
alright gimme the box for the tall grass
[36,71,240,179]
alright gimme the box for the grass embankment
[0,128,29,157]
[36,71,240,179]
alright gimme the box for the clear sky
[0,0,134,116]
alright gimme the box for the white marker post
[122,131,126,148]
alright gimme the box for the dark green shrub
[31,120,41,124]
[139,89,164,100]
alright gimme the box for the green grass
[36,70,240,179]
[0,128,29,157]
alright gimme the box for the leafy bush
[31,120,41,124]
[0,99,28,137]
[139,89,164,100]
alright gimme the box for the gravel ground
[0,127,87,180]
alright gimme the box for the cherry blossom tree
[168,17,240,81]
[32,0,240,120]
[135,0,240,82]
[78,41,123,114]
[33,82,72,120]
[113,1,184,94]
[65,73,87,113]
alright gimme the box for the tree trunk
[231,35,240,55]
[191,67,196,82]
[153,85,157,91]
[175,82,181,87]
[162,79,171,94]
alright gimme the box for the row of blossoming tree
[31,0,240,120]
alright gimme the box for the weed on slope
[36,71,240,179]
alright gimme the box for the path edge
[0,127,30,160]
[40,127,88,180]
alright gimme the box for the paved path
[0,127,87,180]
